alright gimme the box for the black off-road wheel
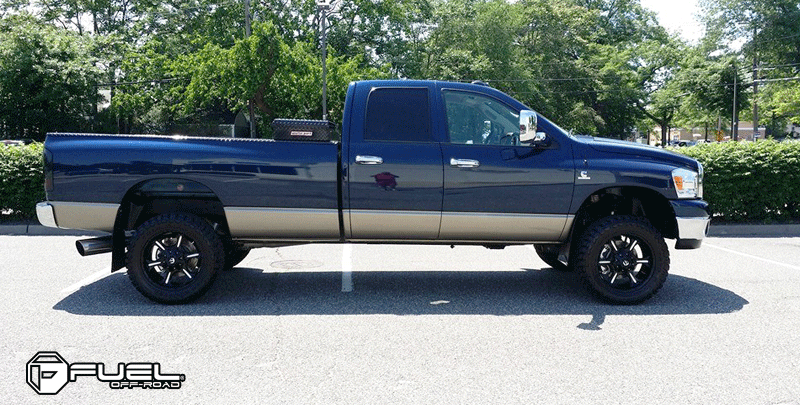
[126,213,225,304]
[533,244,571,271]
[574,216,669,304]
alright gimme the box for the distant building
[650,121,784,144]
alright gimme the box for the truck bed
[46,133,340,209]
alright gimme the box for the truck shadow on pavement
[53,266,748,324]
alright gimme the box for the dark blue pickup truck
[37,80,709,304]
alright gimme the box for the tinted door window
[365,88,432,142]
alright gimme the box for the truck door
[346,85,444,240]
[438,89,575,242]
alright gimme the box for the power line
[751,32,800,45]
[758,62,800,70]
[94,78,187,87]
[483,77,596,83]
[755,77,800,84]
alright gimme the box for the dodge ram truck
[36,80,710,304]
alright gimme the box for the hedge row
[1,140,799,223]
[675,140,800,222]
[0,143,45,219]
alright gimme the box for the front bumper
[670,200,711,249]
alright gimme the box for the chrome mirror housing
[519,110,546,145]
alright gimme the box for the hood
[575,136,698,170]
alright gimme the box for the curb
[707,224,800,237]
[2,223,799,238]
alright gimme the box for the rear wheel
[126,213,224,304]
[574,216,669,304]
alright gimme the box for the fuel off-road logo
[26,351,184,395]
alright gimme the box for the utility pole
[732,61,738,141]
[244,0,256,138]
[752,32,759,141]
[317,0,331,121]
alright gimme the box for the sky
[640,0,704,43]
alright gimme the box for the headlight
[672,166,702,199]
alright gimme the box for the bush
[0,142,44,219]
[676,140,800,222]
[1,139,799,223]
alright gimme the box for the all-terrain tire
[126,213,225,304]
[574,215,669,304]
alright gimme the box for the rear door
[346,85,444,240]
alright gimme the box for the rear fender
[111,178,225,272]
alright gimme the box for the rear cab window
[364,88,433,142]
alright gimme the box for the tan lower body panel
[347,209,572,243]
[348,210,441,240]
[225,207,341,239]
[48,202,119,232]
[439,211,572,242]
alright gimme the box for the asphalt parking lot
[1,234,798,404]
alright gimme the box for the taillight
[44,148,53,192]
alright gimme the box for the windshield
[534,111,571,139]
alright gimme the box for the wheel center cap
[160,248,184,269]
[613,250,635,269]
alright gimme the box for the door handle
[355,155,383,165]
[450,158,480,168]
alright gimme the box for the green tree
[768,82,800,125]
[701,0,800,66]
[633,38,689,145]
[176,21,389,135]
[677,54,750,139]
[701,0,800,135]
[0,14,102,140]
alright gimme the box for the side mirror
[519,110,547,146]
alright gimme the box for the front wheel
[574,216,669,304]
[126,213,225,304]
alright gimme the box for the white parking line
[341,244,353,292]
[60,266,113,296]
[704,243,800,271]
